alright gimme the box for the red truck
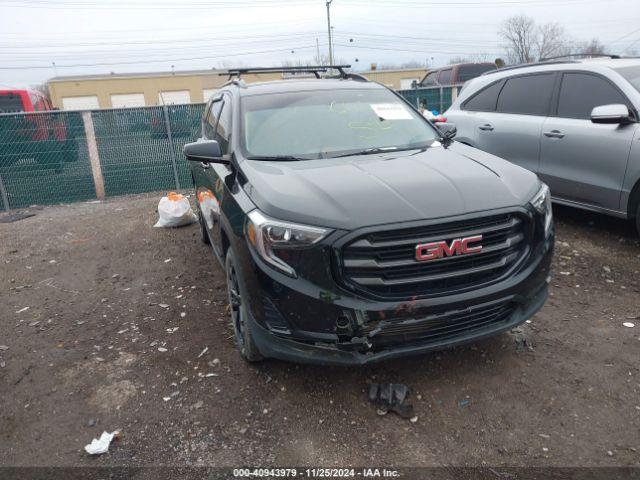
[0,88,78,172]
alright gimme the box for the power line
[2,37,325,62]
[0,44,324,70]
[0,31,325,50]
[4,16,635,39]
[0,0,322,9]
[334,42,502,56]
[0,0,611,9]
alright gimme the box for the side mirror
[183,140,228,164]
[591,104,633,125]
[437,122,457,139]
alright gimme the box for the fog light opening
[335,315,353,339]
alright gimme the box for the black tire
[225,248,263,363]
[198,206,211,245]
[635,203,640,237]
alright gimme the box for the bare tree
[576,38,607,56]
[216,59,246,69]
[30,83,51,103]
[448,56,471,65]
[500,15,536,64]
[400,60,426,69]
[373,60,426,70]
[500,15,569,64]
[313,52,332,65]
[448,54,491,65]
[536,22,570,60]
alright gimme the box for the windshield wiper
[330,145,431,159]
[246,155,307,162]
[331,147,399,158]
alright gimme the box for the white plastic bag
[154,192,197,228]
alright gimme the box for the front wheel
[635,203,640,237]
[225,248,263,363]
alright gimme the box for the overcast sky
[1,0,639,87]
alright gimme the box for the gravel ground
[1,193,639,468]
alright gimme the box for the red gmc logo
[415,235,483,262]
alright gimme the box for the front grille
[339,212,529,299]
[360,299,516,348]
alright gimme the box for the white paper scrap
[84,431,119,455]
[370,103,412,120]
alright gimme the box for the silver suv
[445,57,640,234]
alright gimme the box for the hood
[240,143,540,230]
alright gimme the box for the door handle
[478,124,494,131]
[544,130,565,139]
[200,162,211,169]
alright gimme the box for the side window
[458,64,497,83]
[496,73,555,116]
[462,80,504,112]
[216,96,232,154]
[421,72,438,86]
[557,73,629,120]
[438,69,453,85]
[204,99,223,139]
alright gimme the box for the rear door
[472,72,556,174]
[538,72,638,212]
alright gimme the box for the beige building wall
[48,71,282,109]
[47,68,427,109]
[359,68,428,90]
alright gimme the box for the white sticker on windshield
[370,103,412,120]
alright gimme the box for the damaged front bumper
[244,234,553,366]
[248,283,548,366]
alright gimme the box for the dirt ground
[1,193,639,469]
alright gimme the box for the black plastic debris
[368,383,415,419]
[511,327,535,352]
[0,213,35,223]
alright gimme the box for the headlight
[530,183,553,236]
[245,210,330,277]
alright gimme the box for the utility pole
[326,0,334,66]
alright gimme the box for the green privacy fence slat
[0,111,95,210]
[167,104,205,188]
[0,103,205,210]
[92,104,203,197]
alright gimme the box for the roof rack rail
[329,72,370,82]
[221,77,245,88]
[221,65,352,80]
[482,53,628,77]
[539,53,621,61]
[481,59,579,76]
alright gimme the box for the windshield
[240,88,439,159]
[614,66,640,93]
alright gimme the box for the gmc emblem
[415,235,483,262]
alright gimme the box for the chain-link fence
[398,85,463,114]
[0,88,461,211]
[0,103,204,211]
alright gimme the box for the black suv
[184,66,554,366]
